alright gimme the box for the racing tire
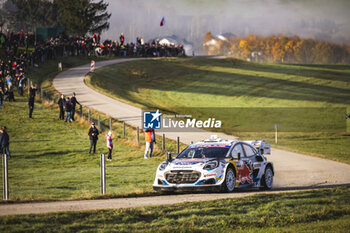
[221,168,236,193]
[260,167,273,190]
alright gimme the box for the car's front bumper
[153,184,222,192]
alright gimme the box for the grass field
[0,57,185,201]
[87,58,350,163]
[1,187,349,232]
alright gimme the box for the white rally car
[153,136,274,192]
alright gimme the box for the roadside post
[100,154,106,195]
[58,62,62,71]
[80,105,83,117]
[275,124,279,144]
[27,78,30,94]
[137,127,140,144]
[123,122,125,137]
[98,115,101,130]
[88,110,91,123]
[162,134,165,151]
[40,88,44,99]
[109,118,112,131]
[90,60,95,72]
[2,154,9,200]
[177,137,180,154]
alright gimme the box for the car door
[242,143,264,181]
[231,143,253,185]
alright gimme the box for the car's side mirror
[238,152,241,161]
[167,152,178,162]
[167,152,173,162]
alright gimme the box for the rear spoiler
[244,140,271,155]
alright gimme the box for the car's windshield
[177,146,230,159]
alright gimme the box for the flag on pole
[160,16,165,26]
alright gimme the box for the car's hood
[168,158,215,169]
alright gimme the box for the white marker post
[274,124,279,144]
[100,154,106,195]
[2,154,9,200]
[90,60,95,72]
[58,62,62,71]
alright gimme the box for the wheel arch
[265,162,274,175]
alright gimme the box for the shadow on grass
[93,59,350,109]
[16,149,89,158]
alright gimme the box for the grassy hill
[0,57,184,201]
[87,58,350,163]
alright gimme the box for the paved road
[0,188,341,217]
[1,58,348,216]
[53,58,350,188]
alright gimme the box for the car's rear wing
[244,140,271,155]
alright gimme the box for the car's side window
[242,144,257,157]
[231,144,244,159]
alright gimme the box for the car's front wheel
[222,168,236,192]
[260,167,273,190]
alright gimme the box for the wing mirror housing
[167,152,178,162]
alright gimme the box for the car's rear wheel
[260,167,273,190]
[222,168,235,192]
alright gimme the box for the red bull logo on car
[237,161,253,184]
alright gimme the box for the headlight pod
[203,160,219,170]
[159,162,168,171]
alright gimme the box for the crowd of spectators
[0,30,185,110]
[1,30,185,158]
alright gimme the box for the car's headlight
[203,160,219,170]
[159,162,168,171]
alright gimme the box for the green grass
[0,57,186,201]
[1,187,349,232]
[87,58,350,164]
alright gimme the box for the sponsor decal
[237,161,253,184]
[204,173,216,178]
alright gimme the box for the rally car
[153,136,274,192]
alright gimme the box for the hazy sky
[103,0,350,48]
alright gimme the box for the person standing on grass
[106,131,113,161]
[64,97,72,123]
[7,82,15,102]
[88,122,99,154]
[18,75,24,96]
[0,126,10,157]
[28,84,37,118]
[57,94,65,120]
[144,128,156,159]
[70,92,81,121]
[0,89,3,110]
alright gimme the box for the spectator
[28,84,37,118]
[64,97,72,123]
[70,92,81,121]
[18,75,25,96]
[7,82,15,102]
[0,126,10,157]
[120,33,125,45]
[106,131,113,161]
[88,122,99,154]
[57,94,65,120]
[144,128,156,159]
[0,89,3,110]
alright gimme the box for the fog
[103,0,350,50]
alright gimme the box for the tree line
[0,0,111,35]
[203,32,350,64]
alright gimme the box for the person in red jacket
[144,128,155,159]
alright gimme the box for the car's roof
[189,139,236,148]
